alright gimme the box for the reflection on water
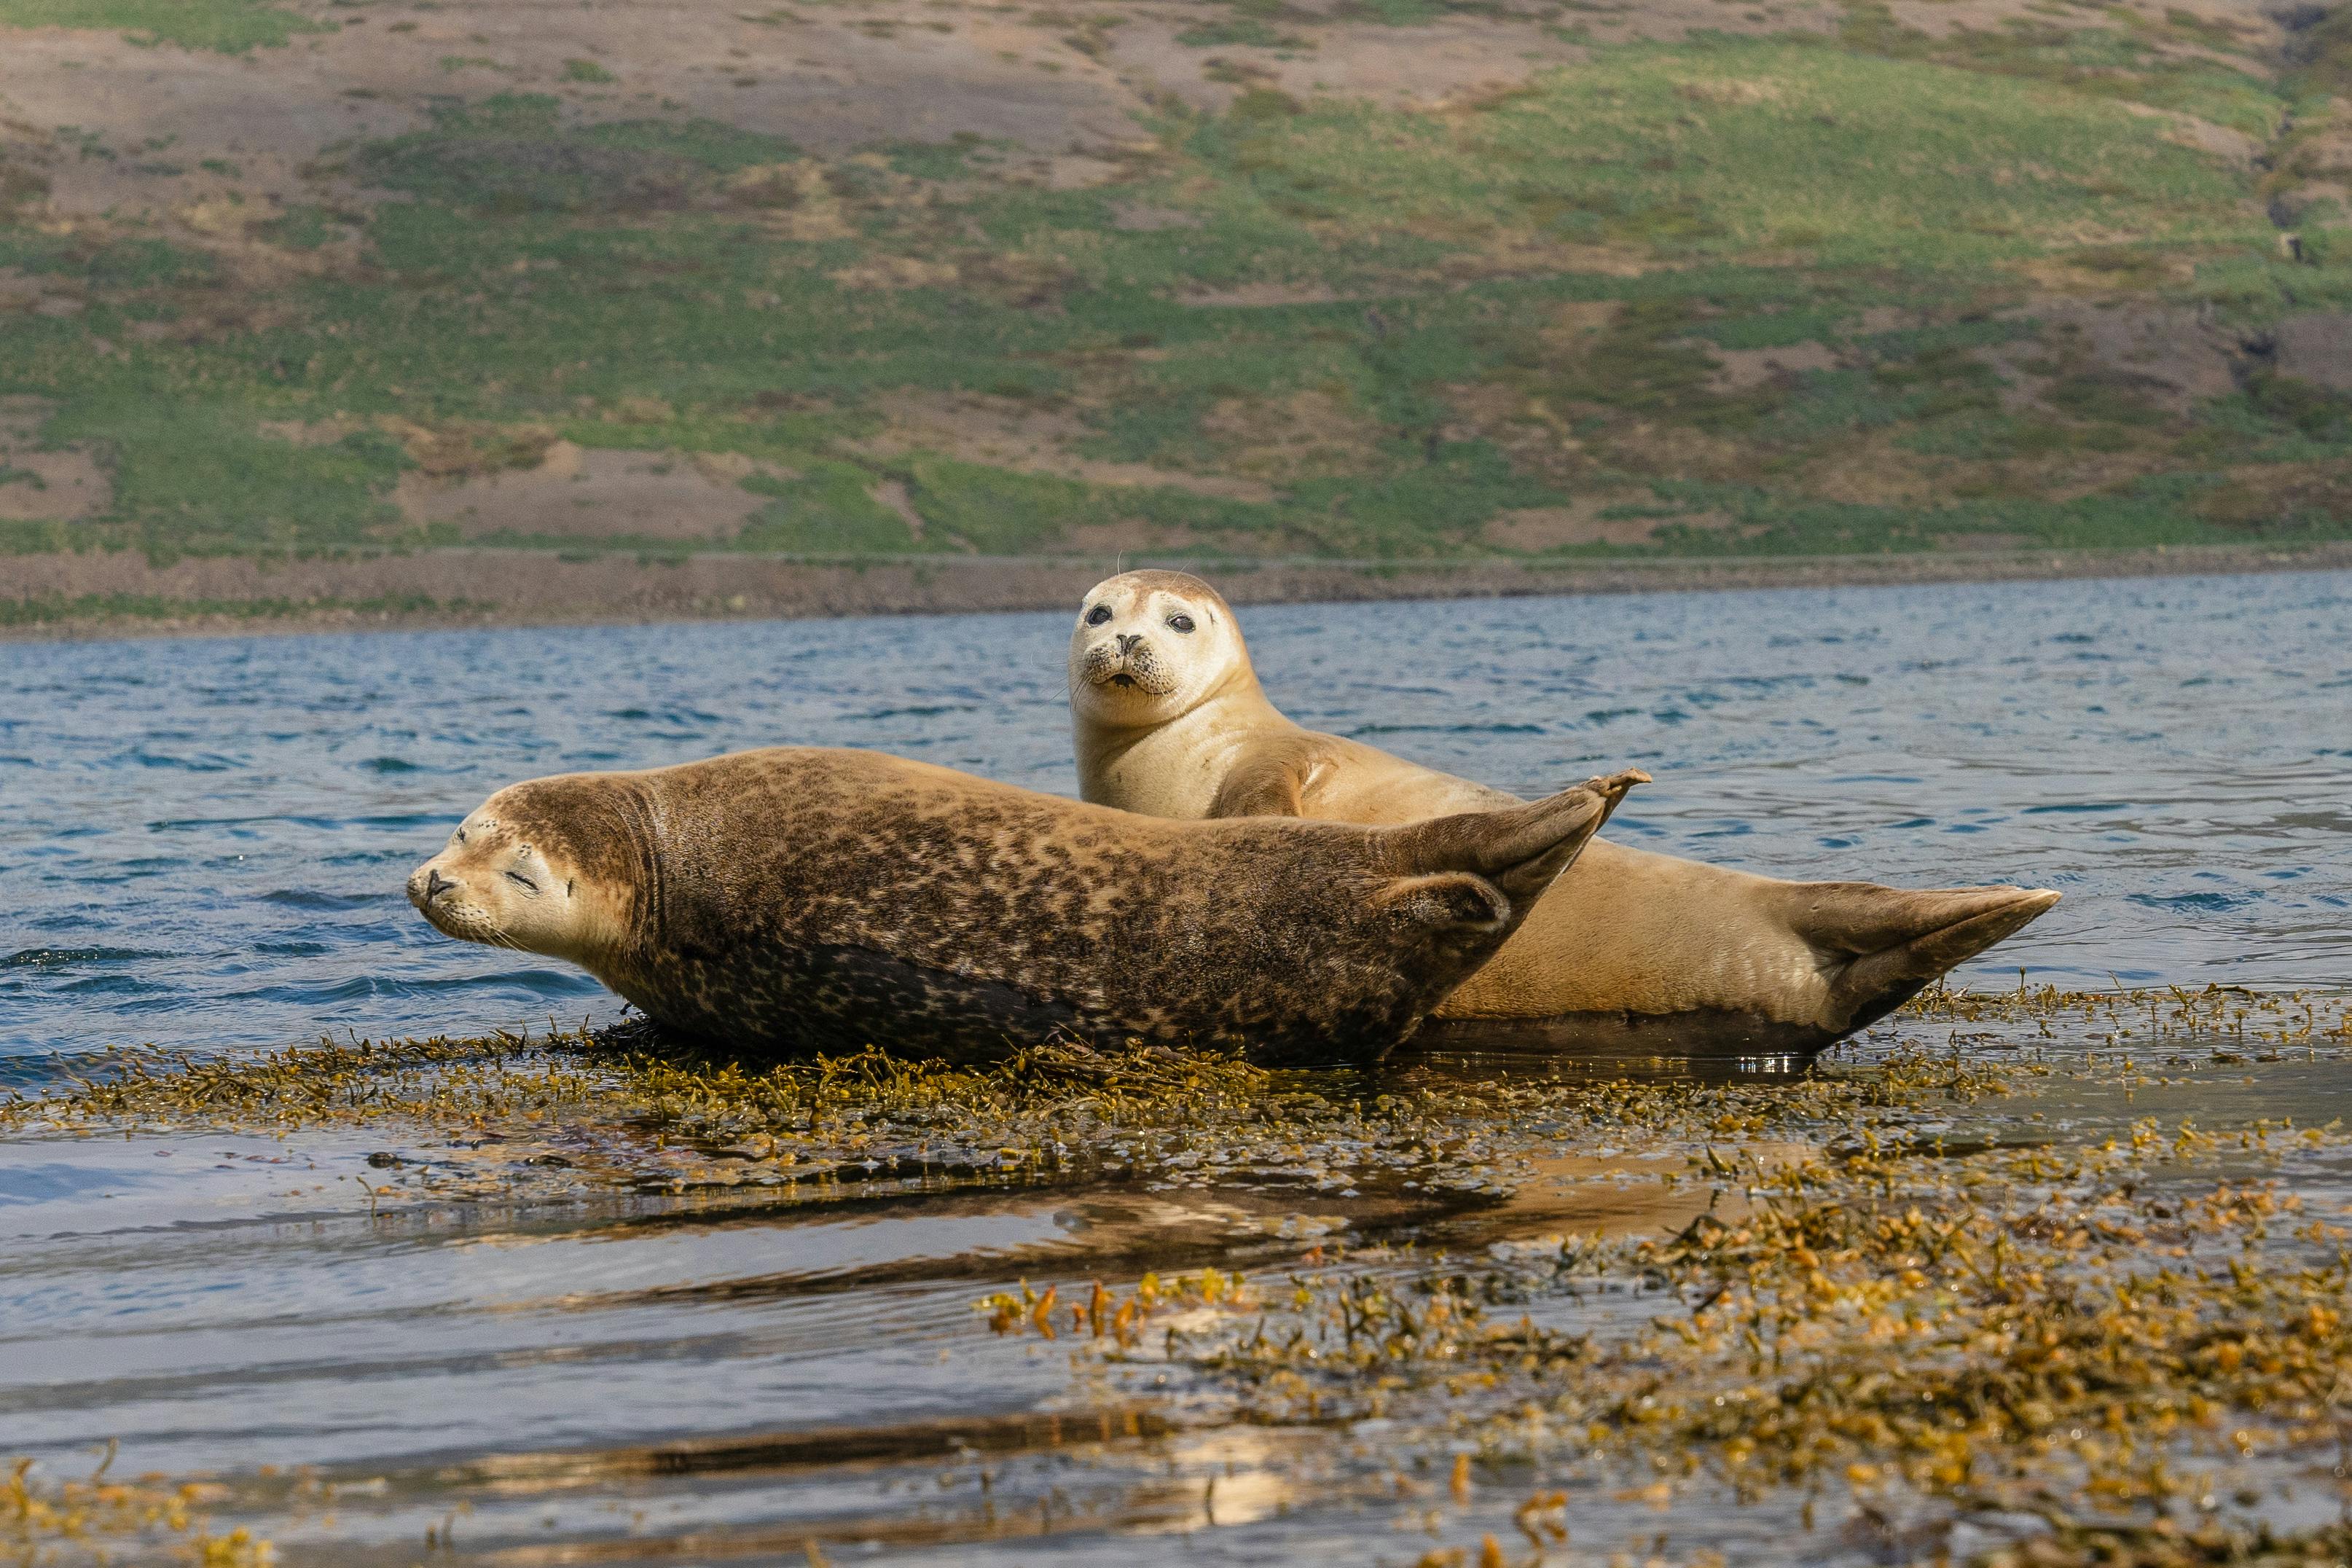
[5,569,2352,1565]
[12,1009,2352,1566]
[6,568,2351,1059]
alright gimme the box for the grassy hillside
[1,0,2349,591]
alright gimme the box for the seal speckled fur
[407,746,1641,1064]
[1069,571,2061,1057]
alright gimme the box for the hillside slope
[2,0,2349,626]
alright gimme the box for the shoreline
[5,538,2348,642]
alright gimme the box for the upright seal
[407,745,1642,1064]
[1069,571,2061,1057]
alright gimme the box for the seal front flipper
[1792,882,2064,1032]
[1206,736,1321,818]
[1383,769,1649,906]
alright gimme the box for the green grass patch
[735,460,920,553]
[1176,17,1308,48]
[1175,39,2262,272]
[0,0,322,50]
[1836,3,2282,138]
[0,589,481,627]
[356,95,800,215]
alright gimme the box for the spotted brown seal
[407,745,1642,1064]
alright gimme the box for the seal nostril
[1116,634,1142,654]
[425,869,455,901]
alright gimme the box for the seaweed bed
[11,983,2352,1567]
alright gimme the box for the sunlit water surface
[4,570,2350,1567]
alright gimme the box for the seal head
[407,780,641,965]
[1070,570,1252,734]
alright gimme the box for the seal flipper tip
[1813,885,2063,1032]
[1389,768,1648,906]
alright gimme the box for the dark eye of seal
[1168,614,1196,634]
[1084,604,1112,626]
[506,870,538,892]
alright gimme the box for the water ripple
[5,571,2350,1057]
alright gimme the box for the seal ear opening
[1384,769,1648,906]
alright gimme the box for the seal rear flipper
[1802,884,2063,1031]
[1384,768,1648,906]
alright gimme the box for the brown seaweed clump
[986,1113,2352,1561]
[4,1454,270,1567]
[6,984,2352,1564]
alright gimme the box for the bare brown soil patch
[1199,388,1383,482]
[2047,305,2243,411]
[1481,498,1641,552]
[1108,202,1201,232]
[1065,519,1217,554]
[850,390,1274,503]
[1480,497,1740,552]
[1434,233,1670,282]
[1595,419,1756,486]
[1704,340,1843,394]
[1883,0,2282,66]
[867,477,929,544]
[2012,248,2206,293]
[1177,281,1346,308]
[0,0,1151,228]
[1798,434,1951,508]
[2272,313,2352,392]
[1980,301,2243,415]
[1102,9,1591,119]
[0,396,111,522]
[2121,101,2262,165]
[2192,460,2352,530]
[393,442,788,541]
[1437,381,1599,489]
[1542,300,1623,347]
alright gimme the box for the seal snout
[404,862,456,914]
[1080,630,1177,696]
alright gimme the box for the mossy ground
[1,0,2349,603]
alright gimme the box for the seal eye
[1167,614,1196,634]
[1084,604,1112,626]
[455,828,467,844]
[506,870,539,893]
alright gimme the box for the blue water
[5,568,2350,1059]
